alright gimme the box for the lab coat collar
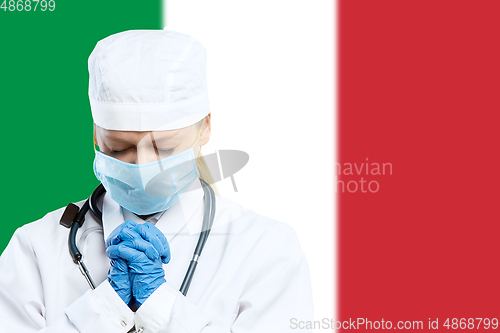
[122,208,166,225]
[102,178,204,243]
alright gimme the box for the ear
[199,114,211,147]
[93,123,98,149]
[94,123,104,151]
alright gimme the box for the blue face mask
[93,147,200,216]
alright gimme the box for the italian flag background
[1,0,498,330]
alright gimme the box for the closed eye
[111,148,130,154]
[159,149,175,156]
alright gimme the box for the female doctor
[0,29,313,333]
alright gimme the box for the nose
[136,146,161,165]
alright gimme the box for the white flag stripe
[165,1,337,327]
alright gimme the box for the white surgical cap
[88,29,210,131]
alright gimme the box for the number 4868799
[1,0,56,11]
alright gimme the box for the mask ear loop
[192,126,203,164]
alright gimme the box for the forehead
[96,125,195,144]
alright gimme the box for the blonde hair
[195,116,220,196]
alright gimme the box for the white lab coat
[0,178,313,332]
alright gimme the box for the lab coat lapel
[155,178,204,243]
[101,192,125,243]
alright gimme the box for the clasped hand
[105,220,170,308]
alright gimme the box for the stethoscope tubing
[64,178,215,296]
[179,178,215,295]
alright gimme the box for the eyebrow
[152,136,181,144]
[105,133,182,145]
[150,130,184,143]
[105,137,131,143]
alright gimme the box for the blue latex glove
[107,258,132,305]
[106,222,171,307]
[105,220,139,305]
[106,221,170,264]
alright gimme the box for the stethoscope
[59,178,216,297]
